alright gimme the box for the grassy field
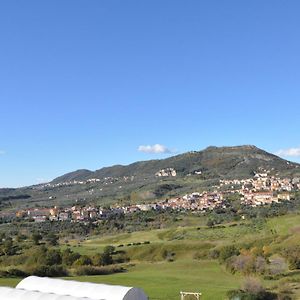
[0,260,242,300]
[2,213,300,299]
[71,260,243,300]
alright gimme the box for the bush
[227,289,278,300]
[227,277,278,300]
[28,265,67,277]
[74,265,125,276]
[226,255,268,275]
[218,245,239,263]
[73,256,92,266]
[162,250,176,262]
[62,248,81,266]
[0,268,28,278]
[209,248,220,259]
[7,268,28,278]
[282,246,300,270]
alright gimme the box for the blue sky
[0,0,300,187]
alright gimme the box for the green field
[0,260,242,300]
[1,213,300,299]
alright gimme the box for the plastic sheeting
[16,276,148,300]
[0,287,94,300]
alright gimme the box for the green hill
[1,145,300,208]
[53,145,300,183]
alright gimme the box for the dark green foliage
[218,245,239,263]
[0,268,28,278]
[31,232,42,245]
[62,248,81,266]
[74,265,125,276]
[44,249,62,265]
[154,184,182,197]
[0,237,18,256]
[0,194,31,201]
[29,265,67,277]
[73,255,92,266]
[45,233,59,246]
[100,246,115,265]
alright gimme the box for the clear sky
[0,0,300,187]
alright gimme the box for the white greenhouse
[16,276,148,300]
[0,286,94,300]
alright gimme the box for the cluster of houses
[219,171,299,206]
[155,168,177,177]
[33,176,134,190]
[119,191,225,214]
[7,170,300,223]
[220,172,299,192]
[13,190,227,223]
[15,205,112,223]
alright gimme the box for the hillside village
[6,170,300,224]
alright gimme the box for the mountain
[52,145,300,183]
[1,145,300,209]
[52,169,93,183]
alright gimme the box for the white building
[16,276,148,300]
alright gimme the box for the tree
[32,232,42,245]
[46,233,59,246]
[73,255,92,266]
[62,249,81,266]
[44,249,62,265]
[100,245,115,266]
[1,238,17,256]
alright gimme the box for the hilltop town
[9,170,299,224]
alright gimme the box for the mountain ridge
[1,145,300,209]
[52,145,300,184]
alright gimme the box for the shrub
[209,248,220,259]
[0,268,28,278]
[29,265,67,277]
[218,245,239,263]
[7,268,28,278]
[282,246,300,270]
[44,249,62,265]
[62,248,81,266]
[74,265,125,276]
[73,256,92,266]
[227,277,278,300]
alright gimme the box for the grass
[267,213,300,235]
[71,260,243,300]
[0,260,242,300]
[2,213,300,299]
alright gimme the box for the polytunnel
[16,276,148,300]
[0,286,95,300]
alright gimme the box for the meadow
[0,260,242,300]
[1,213,300,299]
